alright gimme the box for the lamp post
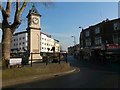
[78,27,84,60]
[78,26,84,48]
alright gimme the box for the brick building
[80,18,120,49]
[80,18,120,62]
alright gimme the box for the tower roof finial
[32,2,35,7]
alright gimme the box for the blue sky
[0,2,118,51]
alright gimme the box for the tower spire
[27,3,41,17]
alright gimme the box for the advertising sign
[106,44,120,49]
[10,58,22,65]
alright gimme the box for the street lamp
[79,27,84,60]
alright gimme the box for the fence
[10,52,68,67]
[30,52,68,67]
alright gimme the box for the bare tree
[0,0,27,62]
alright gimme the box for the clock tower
[27,5,42,60]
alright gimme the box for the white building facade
[11,31,28,53]
[11,31,60,53]
[40,32,60,52]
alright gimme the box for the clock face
[32,17,39,24]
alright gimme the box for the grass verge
[2,61,71,80]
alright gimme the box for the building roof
[13,31,60,43]
[13,31,53,39]
[13,31,27,36]
[40,32,51,38]
[82,18,120,31]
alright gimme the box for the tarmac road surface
[3,55,120,89]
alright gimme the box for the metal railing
[30,52,68,67]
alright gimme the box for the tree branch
[14,0,20,23]
[6,0,12,18]
[0,3,7,20]
[18,1,27,18]
[16,0,20,12]
[11,1,27,32]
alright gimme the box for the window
[113,22,120,30]
[95,27,100,34]
[85,31,90,37]
[113,33,120,44]
[23,42,24,44]
[85,38,91,46]
[19,43,21,45]
[14,39,15,41]
[23,37,25,39]
[19,37,21,40]
[95,36,102,45]
[14,44,15,46]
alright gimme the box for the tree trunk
[2,27,12,61]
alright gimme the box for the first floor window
[95,36,102,45]
[113,33,120,44]
[85,38,91,46]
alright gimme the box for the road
[4,56,120,88]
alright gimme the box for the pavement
[2,66,79,88]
